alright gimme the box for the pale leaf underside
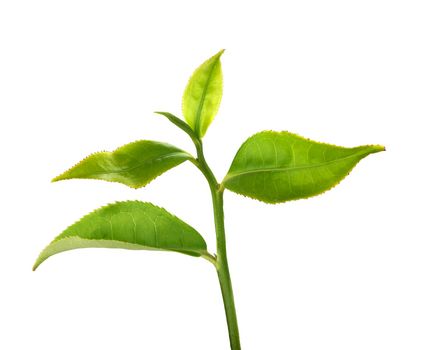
[33,201,209,270]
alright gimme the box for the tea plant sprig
[34,50,384,350]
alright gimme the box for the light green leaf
[223,131,385,203]
[53,140,193,189]
[33,201,210,270]
[182,50,224,138]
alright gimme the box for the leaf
[182,49,224,138]
[155,111,199,145]
[223,131,385,203]
[33,201,209,270]
[53,140,193,189]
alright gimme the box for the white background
[1,1,430,349]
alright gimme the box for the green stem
[194,141,241,350]
[157,112,241,348]
[213,190,241,350]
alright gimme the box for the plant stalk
[195,141,241,350]
[212,189,241,350]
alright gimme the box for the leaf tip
[51,170,70,182]
[51,175,61,183]
[212,49,225,63]
[33,251,48,271]
[370,144,386,154]
[32,259,41,271]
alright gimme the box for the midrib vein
[223,151,368,183]
[194,60,218,134]
[79,152,191,176]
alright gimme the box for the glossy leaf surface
[223,131,384,203]
[33,201,208,270]
[53,140,193,189]
[182,50,224,138]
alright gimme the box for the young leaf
[33,201,209,270]
[155,111,199,145]
[182,50,224,138]
[223,131,385,204]
[53,140,193,189]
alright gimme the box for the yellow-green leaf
[53,140,193,189]
[33,201,209,270]
[223,131,385,203]
[182,50,224,138]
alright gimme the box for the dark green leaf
[223,131,385,203]
[53,140,193,189]
[33,201,210,270]
[182,50,224,138]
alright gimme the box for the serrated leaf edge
[33,200,209,270]
[222,130,385,204]
[52,140,194,189]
